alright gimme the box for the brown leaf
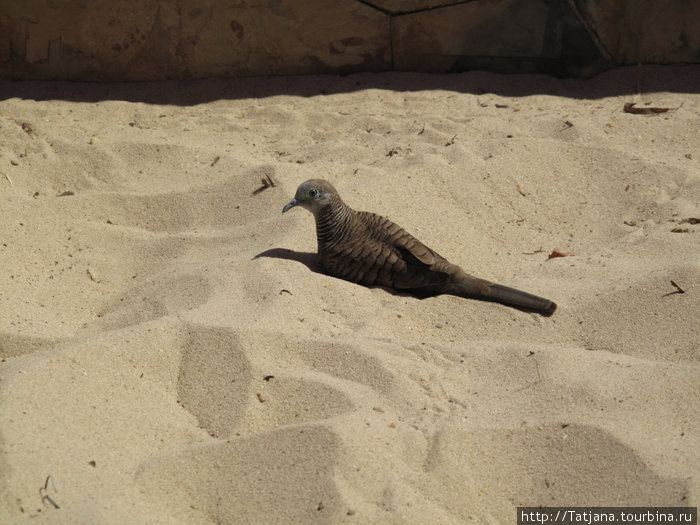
[623,102,676,115]
[548,249,574,260]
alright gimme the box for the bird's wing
[355,212,453,289]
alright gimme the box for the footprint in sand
[136,325,359,522]
[137,425,342,524]
[91,274,211,331]
[423,423,689,518]
[86,167,281,233]
[0,332,61,359]
[176,325,358,438]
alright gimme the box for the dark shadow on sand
[1,66,697,105]
[253,248,555,316]
[254,247,410,297]
[253,248,321,273]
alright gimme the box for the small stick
[252,173,276,195]
[557,120,574,132]
[42,494,60,509]
[40,475,60,509]
[3,173,12,185]
[43,475,56,492]
[670,280,685,294]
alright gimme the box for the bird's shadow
[253,248,321,273]
[253,247,415,298]
[253,247,554,315]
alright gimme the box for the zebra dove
[282,179,556,315]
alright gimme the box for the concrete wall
[1,0,698,80]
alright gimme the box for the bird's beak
[282,198,298,213]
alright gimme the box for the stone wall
[1,0,698,80]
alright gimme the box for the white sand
[1,66,698,524]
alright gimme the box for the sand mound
[1,66,698,523]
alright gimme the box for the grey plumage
[282,179,556,316]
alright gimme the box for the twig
[42,494,60,509]
[43,475,56,492]
[557,120,574,132]
[3,172,12,185]
[522,247,545,255]
[670,280,685,294]
[39,475,60,509]
[252,174,276,195]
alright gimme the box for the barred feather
[284,179,556,316]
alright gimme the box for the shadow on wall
[1,0,698,83]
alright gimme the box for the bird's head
[282,179,337,215]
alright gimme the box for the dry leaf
[548,249,574,260]
[623,102,676,115]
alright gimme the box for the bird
[282,179,556,316]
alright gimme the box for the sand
[1,66,698,524]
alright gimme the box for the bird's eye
[308,188,319,198]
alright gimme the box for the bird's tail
[448,276,557,316]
